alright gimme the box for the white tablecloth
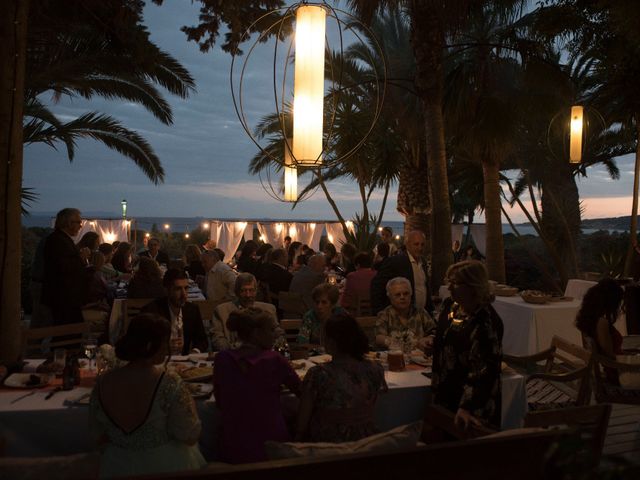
[493,295,627,356]
[0,365,526,459]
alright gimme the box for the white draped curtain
[256,222,286,248]
[325,222,353,248]
[294,222,323,251]
[210,221,248,263]
[73,219,130,244]
[469,224,487,257]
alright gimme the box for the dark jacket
[369,253,434,315]
[139,249,170,266]
[263,263,293,296]
[43,230,87,310]
[142,298,208,355]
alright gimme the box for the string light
[202,223,209,229]
[164,224,170,230]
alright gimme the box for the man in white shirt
[201,249,237,303]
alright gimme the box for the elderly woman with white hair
[432,260,503,430]
[374,277,436,351]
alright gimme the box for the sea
[21,214,625,236]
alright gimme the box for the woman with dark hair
[236,240,260,276]
[111,242,133,274]
[89,314,205,477]
[297,284,343,346]
[127,257,166,299]
[184,244,205,279]
[296,312,387,442]
[339,243,357,275]
[575,278,625,384]
[78,231,101,253]
[288,241,302,269]
[432,261,503,430]
[214,308,301,463]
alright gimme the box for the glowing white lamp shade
[292,5,326,166]
[284,140,298,202]
[569,105,583,164]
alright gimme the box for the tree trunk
[397,157,431,258]
[624,118,640,275]
[482,156,505,282]
[409,0,453,290]
[0,0,29,364]
[540,161,581,280]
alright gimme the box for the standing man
[142,268,208,355]
[211,273,277,351]
[370,230,434,315]
[201,249,237,303]
[42,208,90,325]
[139,237,170,266]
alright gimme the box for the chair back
[21,322,89,358]
[564,278,596,300]
[355,294,372,316]
[123,298,155,336]
[280,318,303,344]
[356,316,377,346]
[278,291,307,318]
[524,404,611,468]
[544,336,593,405]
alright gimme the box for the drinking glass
[53,348,66,376]
[83,335,99,371]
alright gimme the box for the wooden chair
[583,337,640,405]
[356,316,377,346]
[21,322,89,358]
[422,404,497,443]
[280,319,303,344]
[355,294,372,316]
[523,404,612,468]
[278,291,307,318]
[503,335,592,410]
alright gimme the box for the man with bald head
[370,230,434,315]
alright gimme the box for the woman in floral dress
[375,277,436,352]
[297,313,388,442]
[297,283,343,347]
[432,261,503,429]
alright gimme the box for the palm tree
[24,0,196,184]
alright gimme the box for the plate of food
[410,354,432,367]
[520,290,552,304]
[494,284,519,297]
[185,382,213,399]
[179,366,214,382]
[4,373,51,388]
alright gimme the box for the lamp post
[121,199,127,219]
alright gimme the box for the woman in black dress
[432,260,503,429]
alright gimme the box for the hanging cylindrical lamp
[283,139,297,202]
[292,5,326,166]
[569,105,583,163]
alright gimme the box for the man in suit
[262,248,293,299]
[42,208,91,325]
[139,237,170,266]
[212,273,277,351]
[201,249,237,303]
[289,253,326,309]
[142,268,208,355]
[370,230,434,315]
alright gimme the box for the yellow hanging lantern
[283,139,297,202]
[569,105,583,163]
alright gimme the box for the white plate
[309,354,332,364]
[188,352,210,363]
[187,382,213,398]
[410,355,432,367]
[4,373,51,388]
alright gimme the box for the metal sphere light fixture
[230,1,387,202]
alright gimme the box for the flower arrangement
[390,330,416,353]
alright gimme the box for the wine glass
[83,335,99,371]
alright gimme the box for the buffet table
[0,361,526,460]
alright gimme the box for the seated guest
[375,277,436,351]
[139,237,170,266]
[323,242,340,270]
[201,249,237,303]
[212,273,277,351]
[142,269,207,355]
[288,241,302,269]
[98,243,118,280]
[297,284,343,346]
[236,240,260,276]
[89,313,205,477]
[373,226,398,257]
[184,244,205,279]
[339,242,357,275]
[111,241,133,274]
[84,251,112,308]
[433,261,503,429]
[255,243,273,281]
[78,231,101,255]
[340,252,376,313]
[262,248,293,300]
[575,278,625,384]
[289,254,326,310]
[296,312,387,442]
[214,309,301,463]
[373,241,390,270]
[128,257,166,300]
